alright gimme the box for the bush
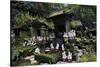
[80,54,96,62]
[14,11,33,28]
[75,37,82,43]
[70,20,82,29]
[11,45,37,66]
[35,53,59,64]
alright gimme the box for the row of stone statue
[63,30,76,38]
[22,29,76,47]
[34,42,73,62]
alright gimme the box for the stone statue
[35,48,40,54]
[56,43,59,50]
[62,51,67,61]
[50,43,54,49]
[62,44,65,51]
[63,32,68,38]
[67,51,72,62]
[23,41,27,46]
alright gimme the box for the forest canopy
[11,1,96,29]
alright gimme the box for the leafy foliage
[11,45,37,62]
[14,12,33,28]
[11,1,96,65]
[70,20,82,28]
[75,37,82,43]
[80,54,96,62]
[35,53,59,64]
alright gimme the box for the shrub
[75,37,81,43]
[80,54,96,62]
[70,20,82,29]
[14,11,33,28]
[35,53,58,64]
[11,45,37,66]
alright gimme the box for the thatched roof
[48,5,79,18]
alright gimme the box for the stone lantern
[41,25,47,41]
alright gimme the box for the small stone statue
[63,32,68,38]
[37,36,43,41]
[23,41,27,46]
[62,44,65,51]
[50,43,54,49]
[67,51,72,62]
[62,51,67,61]
[35,48,40,54]
[56,43,59,50]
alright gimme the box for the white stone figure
[70,30,73,37]
[73,30,76,37]
[23,43,25,46]
[32,36,35,41]
[23,41,27,46]
[78,49,83,57]
[67,51,72,61]
[71,30,75,38]
[50,43,54,49]
[63,32,68,38]
[62,51,67,61]
[72,43,75,46]
[74,46,78,49]
[35,48,40,54]
[27,42,30,46]
[37,36,43,41]
[56,43,59,50]
[68,31,72,38]
[62,44,65,51]
[76,49,83,62]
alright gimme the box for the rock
[30,60,38,64]
[24,55,38,64]
[30,57,35,61]
[24,55,35,60]
[45,47,50,52]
